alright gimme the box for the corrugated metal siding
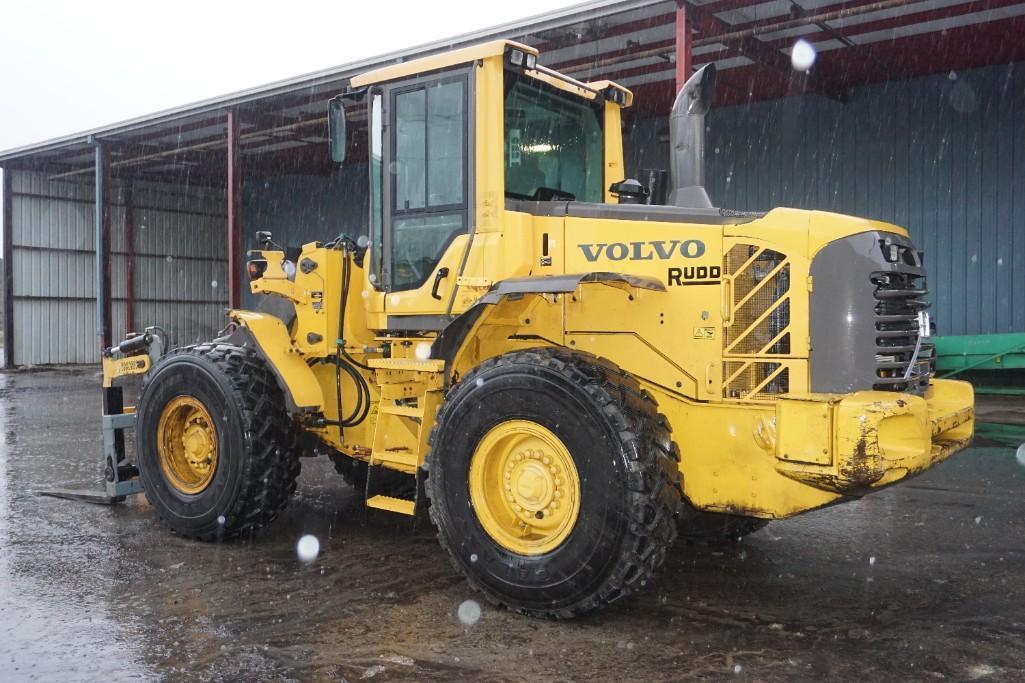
[126,181,227,348]
[9,171,227,364]
[242,166,368,309]
[627,60,1025,336]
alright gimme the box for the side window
[369,93,384,287]
[388,77,467,291]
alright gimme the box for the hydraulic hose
[331,242,372,436]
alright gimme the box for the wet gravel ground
[1,369,1024,682]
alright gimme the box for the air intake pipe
[668,63,717,208]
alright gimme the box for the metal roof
[0,0,657,165]
[4,0,1023,180]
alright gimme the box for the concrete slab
[1,369,1023,681]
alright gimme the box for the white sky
[0,0,589,152]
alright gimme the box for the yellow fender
[227,310,324,414]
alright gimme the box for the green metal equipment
[934,333,1025,395]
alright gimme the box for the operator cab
[328,41,633,298]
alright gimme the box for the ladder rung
[366,495,415,515]
[367,358,445,372]
[379,403,422,418]
[371,449,419,468]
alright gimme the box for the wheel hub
[157,396,218,495]
[470,420,580,555]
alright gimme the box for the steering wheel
[530,186,576,202]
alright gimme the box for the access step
[370,448,418,470]
[367,357,445,373]
[378,403,424,418]
[366,494,416,516]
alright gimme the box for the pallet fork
[37,329,164,505]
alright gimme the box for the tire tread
[138,343,301,541]
[425,348,683,619]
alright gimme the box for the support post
[124,183,135,333]
[2,167,13,368]
[227,109,242,309]
[675,1,692,93]
[91,138,113,353]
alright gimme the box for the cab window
[504,76,603,202]
[388,76,467,291]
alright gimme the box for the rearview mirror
[328,97,347,163]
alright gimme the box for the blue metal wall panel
[628,61,1025,336]
[713,62,1025,336]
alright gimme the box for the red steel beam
[675,1,692,92]
[743,0,1023,54]
[551,38,676,73]
[227,109,242,310]
[544,1,885,76]
[695,0,779,14]
[124,184,135,333]
[530,11,676,54]
[628,8,1025,113]
[602,0,971,98]
[685,4,811,80]
[692,0,909,44]
[551,0,901,82]
[809,12,1025,91]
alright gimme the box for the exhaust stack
[668,64,717,208]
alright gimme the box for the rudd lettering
[578,239,706,262]
[668,266,721,286]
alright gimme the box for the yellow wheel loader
[108,40,974,618]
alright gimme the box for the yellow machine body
[230,39,974,520]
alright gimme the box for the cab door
[375,68,474,328]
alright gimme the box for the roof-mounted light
[603,86,627,105]
[506,47,537,70]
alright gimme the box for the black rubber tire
[678,505,769,544]
[135,343,302,540]
[425,348,683,619]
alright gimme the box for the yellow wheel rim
[157,396,218,495]
[469,420,581,556]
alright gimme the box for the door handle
[721,277,733,326]
[431,267,450,300]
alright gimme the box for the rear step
[366,494,416,516]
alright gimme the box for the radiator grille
[723,244,793,400]
[871,270,934,394]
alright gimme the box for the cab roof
[349,38,632,106]
[350,39,534,87]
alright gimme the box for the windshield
[503,76,603,203]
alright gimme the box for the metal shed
[1,0,1023,365]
